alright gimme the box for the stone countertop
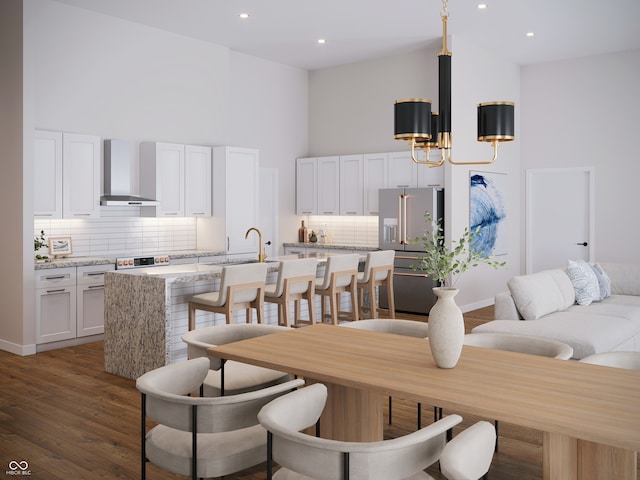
[283,243,378,251]
[34,249,227,270]
[107,252,363,283]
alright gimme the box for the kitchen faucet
[245,227,267,262]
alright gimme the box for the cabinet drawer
[76,265,115,285]
[35,267,76,289]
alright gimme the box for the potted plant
[413,212,506,368]
[34,229,50,263]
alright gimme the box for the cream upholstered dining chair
[264,258,318,327]
[181,323,291,397]
[341,319,429,428]
[136,357,304,480]
[257,383,496,480]
[357,250,396,319]
[315,253,360,324]
[579,351,640,370]
[461,332,574,451]
[188,262,268,329]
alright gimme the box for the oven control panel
[116,255,170,270]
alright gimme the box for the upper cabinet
[34,130,63,218]
[184,145,212,217]
[140,142,185,217]
[213,146,259,254]
[340,154,363,216]
[317,156,340,215]
[34,130,100,219]
[140,142,213,218]
[363,153,388,216]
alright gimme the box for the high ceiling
[54,0,640,70]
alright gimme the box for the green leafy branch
[412,212,506,288]
[34,230,47,252]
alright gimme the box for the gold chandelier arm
[448,140,499,165]
[410,138,443,167]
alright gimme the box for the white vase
[428,287,464,369]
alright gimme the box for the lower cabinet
[35,264,114,347]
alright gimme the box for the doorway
[526,167,594,273]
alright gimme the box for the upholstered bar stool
[315,254,360,324]
[188,262,268,330]
[357,250,396,319]
[264,258,318,327]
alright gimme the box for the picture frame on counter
[48,236,72,257]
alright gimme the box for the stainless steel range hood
[101,139,159,206]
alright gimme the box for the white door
[526,168,594,273]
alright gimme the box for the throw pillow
[566,259,600,306]
[591,263,612,299]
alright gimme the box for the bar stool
[315,254,360,325]
[264,258,318,327]
[188,262,268,330]
[357,250,395,319]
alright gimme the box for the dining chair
[188,262,268,329]
[181,323,292,396]
[315,254,360,324]
[341,319,429,428]
[136,357,304,480]
[579,351,640,370]
[264,258,318,327]
[357,250,396,319]
[461,332,574,451]
[257,383,495,480]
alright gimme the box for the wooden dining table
[208,323,640,480]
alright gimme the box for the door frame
[525,167,595,274]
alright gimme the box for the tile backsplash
[34,209,380,258]
[34,207,197,257]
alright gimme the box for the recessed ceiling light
[317,39,326,45]
[477,4,488,9]
[239,13,249,19]
[526,32,535,37]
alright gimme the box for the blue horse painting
[469,172,507,257]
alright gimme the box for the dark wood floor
[0,307,630,479]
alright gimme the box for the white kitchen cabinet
[417,151,445,188]
[363,153,388,215]
[213,146,259,254]
[35,268,77,344]
[317,156,340,215]
[387,151,419,188]
[339,154,363,216]
[296,157,318,215]
[76,264,114,337]
[62,133,101,218]
[34,130,63,218]
[185,145,212,217]
[140,142,186,217]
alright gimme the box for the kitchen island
[103,253,359,379]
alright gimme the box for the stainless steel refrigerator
[378,187,444,314]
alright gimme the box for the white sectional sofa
[472,262,640,359]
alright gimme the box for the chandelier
[394,0,515,167]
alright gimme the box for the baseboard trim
[0,339,37,356]
[460,297,494,314]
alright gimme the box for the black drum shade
[477,102,515,142]
[394,99,432,141]
[416,113,440,148]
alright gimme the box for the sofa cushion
[474,296,640,359]
[567,259,600,306]
[507,269,575,320]
[591,263,611,299]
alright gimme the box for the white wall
[309,47,439,156]
[520,50,640,264]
